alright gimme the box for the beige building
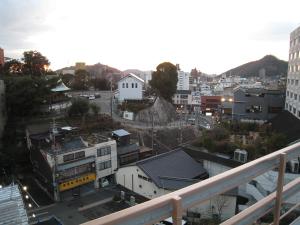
[75,62,86,71]
[286,26,300,119]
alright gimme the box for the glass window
[296,80,299,86]
[132,83,134,88]
[98,160,112,171]
[122,83,125,88]
[97,146,111,157]
[135,83,138,88]
[63,153,74,162]
[74,151,85,159]
[295,94,298,100]
[126,83,128,88]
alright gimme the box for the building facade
[285,26,300,119]
[117,73,144,101]
[233,87,285,121]
[26,127,117,201]
[177,70,190,90]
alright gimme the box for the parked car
[89,95,95,100]
[95,93,101,98]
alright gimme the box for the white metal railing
[81,142,300,225]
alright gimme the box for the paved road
[29,187,117,225]
[69,90,213,130]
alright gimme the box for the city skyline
[1,0,300,74]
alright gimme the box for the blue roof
[112,129,130,137]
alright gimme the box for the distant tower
[0,48,4,66]
[285,26,300,119]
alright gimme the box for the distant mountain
[222,55,288,78]
[57,63,122,76]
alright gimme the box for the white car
[89,95,95,100]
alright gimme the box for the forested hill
[222,55,288,78]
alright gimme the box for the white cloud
[1,0,300,73]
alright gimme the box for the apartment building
[286,26,300,119]
[26,125,117,201]
[233,87,285,121]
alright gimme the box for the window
[98,160,112,171]
[295,94,298,100]
[135,83,138,88]
[293,107,296,114]
[132,83,134,88]
[126,83,128,88]
[296,80,299,86]
[97,146,111,157]
[138,174,152,182]
[122,83,125,88]
[63,153,74,162]
[74,151,85,159]
[288,79,290,84]
[291,79,294,85]
[268,107,283,113]
[287,91,290,97]
[246,105,262,113]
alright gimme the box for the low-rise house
[116,149,237,220]
[112,129,139,166]
[26,125,117,201]
[117,73,144,102]
[233,87,285,121]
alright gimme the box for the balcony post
[273,153,287,225]
[172,196,182,225]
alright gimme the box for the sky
[0,0,300,74]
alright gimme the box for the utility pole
[51,118,60,202]
[110,75,113,118]
[179,106,183,144]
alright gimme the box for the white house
[116,149,237,220]
[117,73,144,101]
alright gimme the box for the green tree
[90,103,100,116]
[4,76,51,117]
[22,51,50,76]
[72,69,89,90]
[92,78,110,90]
[149,62,178,101]
[68,98,90,117]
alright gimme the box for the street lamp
[23,186,28,191]
[25,195,29,199]
[28,203,32,208]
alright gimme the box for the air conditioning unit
[234,149,248,163]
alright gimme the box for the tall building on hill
[0,47,4,66]
[75,62,86,71]
[176,64,190,90]
[285,26,300,119]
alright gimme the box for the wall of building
[116,165,236,220]
[177,71,190,90]
[115,166,166,199]
[56,139,117,188]
[286,26,300,119]
[118,76,143,101]
[233,89,285,121]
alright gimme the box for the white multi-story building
[177,68,190,91]
[285,26,300,119]
[117,73,144,101]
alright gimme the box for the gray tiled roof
[137,149,207,189]
[117,143,139,155]
[0,184,28,225]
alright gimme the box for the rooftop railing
[82,142,300,225]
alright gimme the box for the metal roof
[137,149,207,189]
[118,73,145,83]
[112,129,130,137]
[0,184,28,225]
[51,81,70,92]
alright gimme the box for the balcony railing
[82,142,300,225]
